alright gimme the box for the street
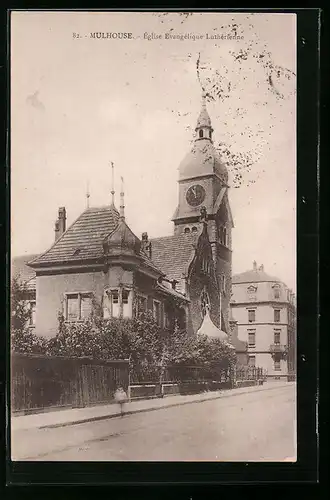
[11,383,296,462]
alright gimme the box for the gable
[187,223,218,292]
[150,233,199,293]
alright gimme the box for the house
[230,261,297,379]
[12,98,245,355]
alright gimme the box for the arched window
[223,227,227,246]
[184,227,191,234]
[221,275,226,294]
[199,129,203,138]
[191,226,198,233]
[200,289,210,318]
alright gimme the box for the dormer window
[247,285,257,301]
[272,284,281,299]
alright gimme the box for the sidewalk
[11,381,293,432]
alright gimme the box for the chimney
[259,264,264,272]
[58,207,66,236]
[141,232,152,258]
[54,220,60,241]
[253,260,257,271]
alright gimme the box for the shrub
[11,276,47,354]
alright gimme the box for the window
[201,289,210,317]
[66,293,93,321]
[248,309,256,323]
[248,355,256,367]
[122,289,129,304]
[67,294,79,320]
[191,226,198,233]
[163,307,170,329]
[220,275,226,294]
[274,359,281,371]
[274,309,281,323]
[137,295,148,314]
[184,227,190,234]
[112,290,120,318]
[273,285,280,299]
[153,300,161,326]
[122,289,130,318]
[274,329,281,345]
[80,294,92,319]
[28,300,36,326]
[248,330,256,347]
[103,288,131,319]
[247,285,257,301]
[218,225,227,246]
[199,129,203,138]
[223,227,227,246]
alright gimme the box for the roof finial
[86,181,90,208]
[200,205,207,225]
[201,90,207,108]
[110,162,115,206]
[120,176,125,221]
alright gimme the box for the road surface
[12,383,296,461]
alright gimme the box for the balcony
[270,344,287,353]
[270,344,288,360]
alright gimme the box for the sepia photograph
[10,10,297,462]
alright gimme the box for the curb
[40,383,292,430]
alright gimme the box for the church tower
[172,97,234,332]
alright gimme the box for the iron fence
[235,366,267,382]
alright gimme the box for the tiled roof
[150,233,199,292]
[232,269,280,284]
[12,254,38,282]
[28,205,163,276]
[29,205,121,266]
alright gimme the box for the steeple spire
[195,93,213,142]
[110,162,115,206]
[120,176,125,221]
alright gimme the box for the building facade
[12,99,240,349]
[230,261,296,379]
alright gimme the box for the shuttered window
[248,330,256,347]
[80,295,93,319]
[66,293,93,321]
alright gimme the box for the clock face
[186,184,206,207]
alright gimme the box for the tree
[11,276,47,354]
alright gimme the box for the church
[13,99,246,356]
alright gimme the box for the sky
[10,11,296,291]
